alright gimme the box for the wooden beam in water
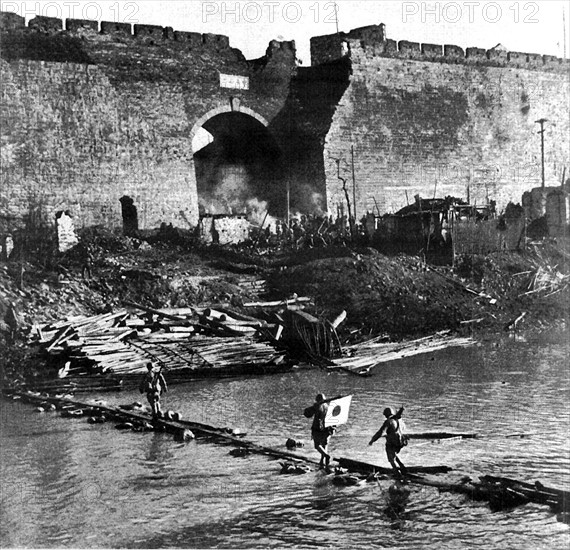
[8,390,568,521]
[406,472,568,515]
[10,391,321,465]
[334,457,452,475]
[407,432,478,440]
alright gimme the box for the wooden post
[286,177,290,228]
[351,145,357,228]
[535,118,548,188]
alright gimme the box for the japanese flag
[324,395,352,427]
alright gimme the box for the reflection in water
[144,432,174,475]
[310,473,337,511]
[0,333,569,548]
[384,482,412,530]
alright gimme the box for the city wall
[311,27,569,216]
[1,12,569,235]
[0,12,296,232]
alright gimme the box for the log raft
[7,391,569,522]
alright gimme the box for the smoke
[293,184,326,216]
[246,198,277,233]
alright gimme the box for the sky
[1,0,568,64]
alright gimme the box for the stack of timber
[25,304,292,389]
[329,331,476,375]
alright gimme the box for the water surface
[1,332,569,549]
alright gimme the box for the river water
[1,331,569,549]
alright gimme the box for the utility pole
[535,118,548,188]
[286,177,290,228]
[562,6,566,59]
[351,145,357,228]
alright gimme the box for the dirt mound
[268,254,466,338]
[267,250,569,340]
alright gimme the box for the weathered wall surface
[318,30,570,217]
[0,13,296,232]
[2,13,569,235]
[268,58,351,215]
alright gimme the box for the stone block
[398,40,421,57]
[466,47,486,61]
[543,55,562,67]
[384,39,397,54]
[134,24,164,39]
[65,18,98,33]
[0,11,25,31]
[508,51,527,64]
[526,53,543,67]
[421,43,443,58]
[174,31,202,47]
[29,16,62,33]
[486,48,508,63]
[202,33,230,49]
[100,21,132,35]
[355,25,386,44]
[444,44,464,58]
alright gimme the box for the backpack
[394,419,409,452]
[144,372,160,394]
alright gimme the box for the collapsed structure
[0,12,569,244]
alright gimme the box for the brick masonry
[311,27,569,217]
[0,13,296,232]
[1,14,569,233]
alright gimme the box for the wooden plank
[46,325,75,352]
[335,456,451,475]
[408,432,478,440]
[8,390,569,519]
[123,301,193,324]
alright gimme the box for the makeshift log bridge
[10,390,449,476]
[331,458,568,520]
[8,391,569,522]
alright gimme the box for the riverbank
[1,228,568,385]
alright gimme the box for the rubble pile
[268,249,569,340]
[1,229,568,388]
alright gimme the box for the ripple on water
[1,335,569,549]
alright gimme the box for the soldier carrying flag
[304,393,353,471]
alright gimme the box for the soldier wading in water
[369,406,408,476]
[139,362,168,418]
[304,393,336,471]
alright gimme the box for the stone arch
[190,104,283,221]
[189,105,270,145]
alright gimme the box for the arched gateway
[190,106,282,223]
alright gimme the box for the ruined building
[1,12,569,236]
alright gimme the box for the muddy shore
[1,229,568,385]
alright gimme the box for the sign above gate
[219,73,250,90]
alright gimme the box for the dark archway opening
[120,195,138,236]
[193,112,283,222]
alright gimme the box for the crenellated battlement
[0,11,295,59]
[311,24,569,73]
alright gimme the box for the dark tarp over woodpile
[276,310,342,361]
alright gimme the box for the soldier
[369,406,408,476]
[304,393,335,471]
[139,363,168,418]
